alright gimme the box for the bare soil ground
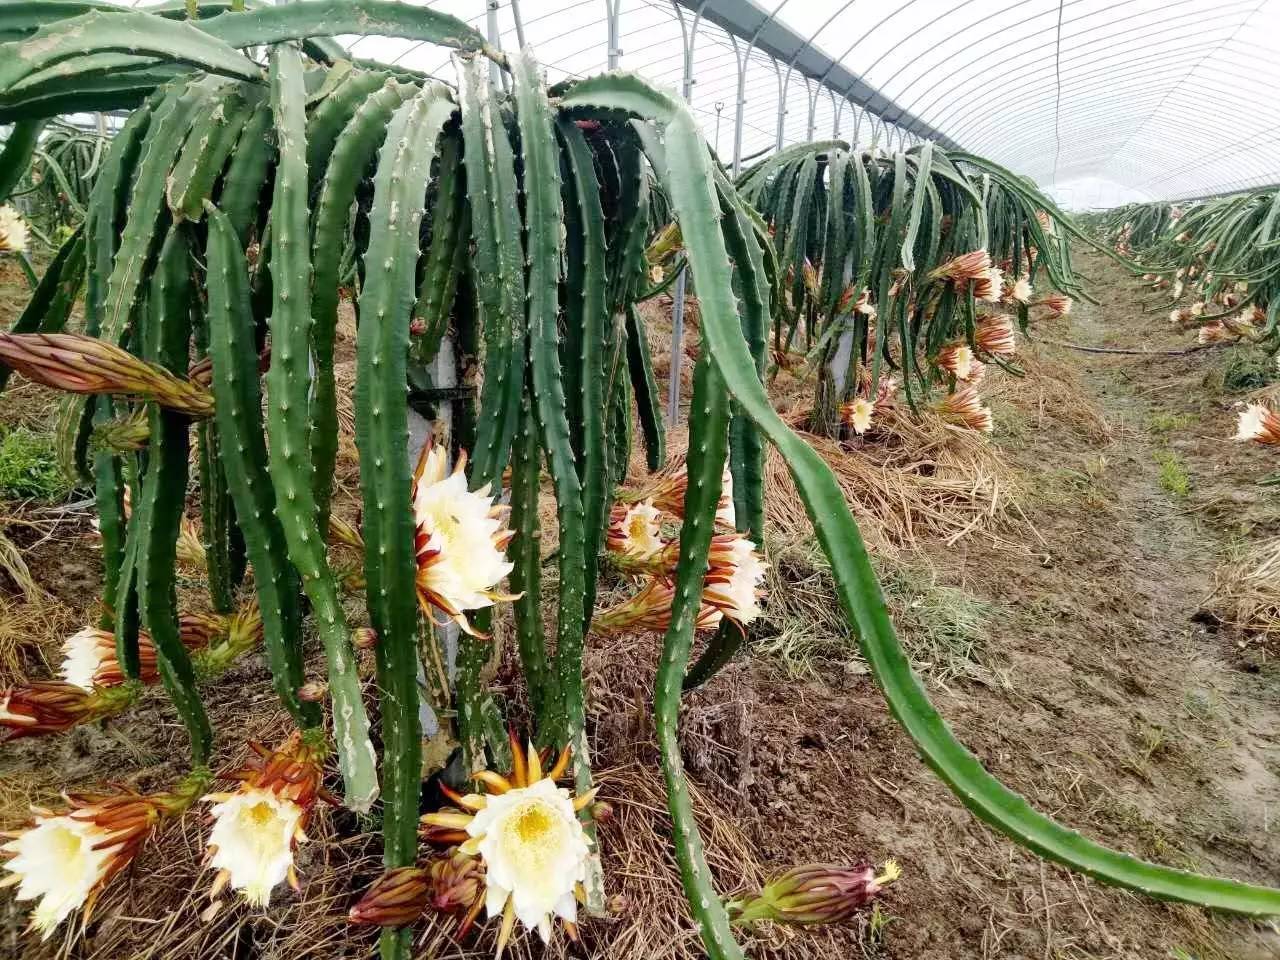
[2,249,1279,959]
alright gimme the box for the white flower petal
[469,777,592,941]
[2,816,114,938]
[59,627,106,691]
[206,788,302,907]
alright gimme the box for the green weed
[0,428,73,501]
[1206,346,1278,394]
[1146,411,1196,435]
[1154,449,1190,498]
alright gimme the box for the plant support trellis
[0,3,1278,958]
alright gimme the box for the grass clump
[754,540,992,683]
[881,565,993,682]
[0,427,72,501]
[1154,449,1190,498]
[1146,411,1196,435]
[1206,346,1278,394]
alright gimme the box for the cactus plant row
[0,5,1277,959]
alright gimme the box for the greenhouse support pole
[775,57,788,150]
[667,0,705,425]
[485,0,507,91]
[510,0,526,47]
[805,78,817,140]
[606,0,621,69]
[731,38,748,175]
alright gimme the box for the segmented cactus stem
[511,48,602,910]
[264,46,378,810]
[204,202,321,733]
[352,85,456,960]
[131,226,212,766]
[653,352,744,960]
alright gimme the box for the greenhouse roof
[111,0,1280,208]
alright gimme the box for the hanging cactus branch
[0,5,1277,957]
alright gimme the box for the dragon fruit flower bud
[348,866,431,927]
[0,681,136,739]
[0,333,214,417]
[729,860,901,927]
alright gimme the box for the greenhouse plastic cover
[110,0,1280,209]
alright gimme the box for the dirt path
[693,249,1280,960]
[905,251,1280,958]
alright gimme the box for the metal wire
[117,0,1280,201]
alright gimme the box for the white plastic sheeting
[113,0,1280,206]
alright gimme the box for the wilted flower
[0,334,214,417]
[1197,321,1230,345]
[411,445,516,636]
[606,500,664,560]
[1037,293,1072,316]
[349,865,432,927]
[929,249,990,288]
[591,577,721,635]
[1234,403,1280,446]
[838,285,876,318]
[60,627,152,690]
[874,376,899,404]
[627,462,735,528]
[802,259,820,299]
[0,777,203,939]
[430,850,486,935]
[0,206,27,253]
[936,385,993,434]
[177,516,206,569]
[975,315,1017,357]
[61,616,223,692]
[703,534,768,628]
[190,604,260,676]
[0,681,136,739]
[1004,275,1033,304]
[297,682,328,703]
[976,266,1004,303]
[728,860,901,927]
[840,397,875,435]
[594,533,766,634]
[1225,309,1263,341]
[204,732,327,907]
[420,739,592,953]
[645,221,683,265]
[1175,230,1191,243]
[936,343,977,381]
[90,408,150,453]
